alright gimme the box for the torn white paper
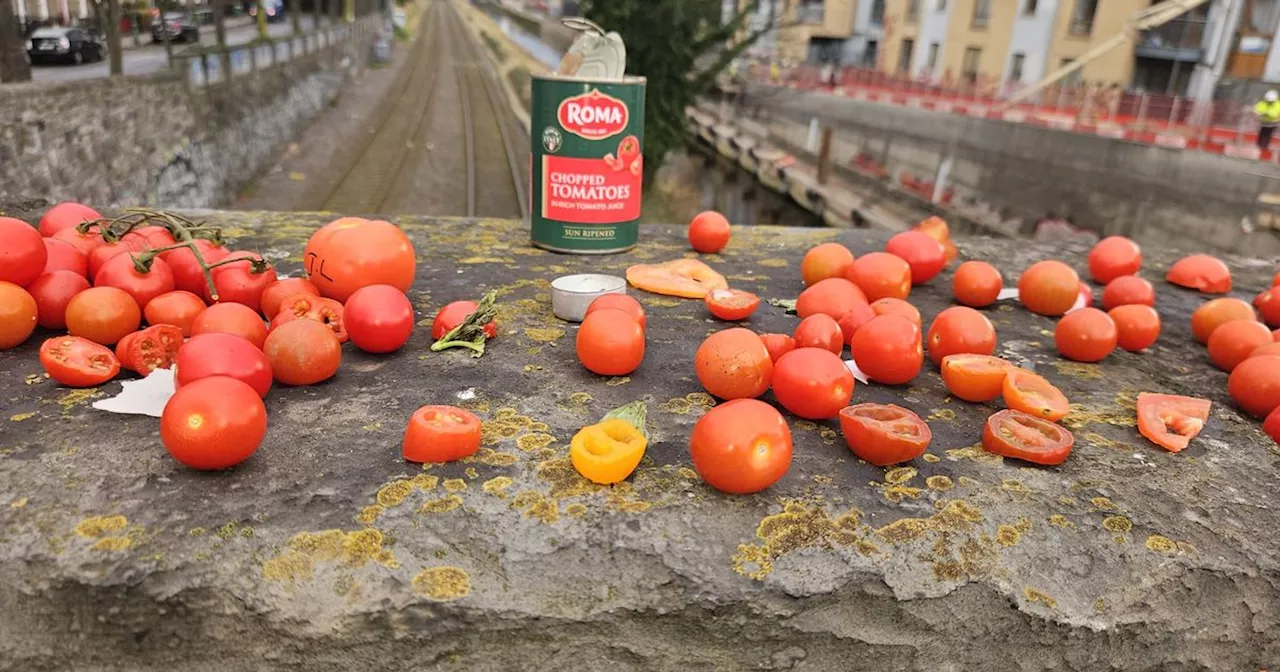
[91,368,176,418]
[844,358,870,385]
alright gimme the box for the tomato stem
[430,291,498,358]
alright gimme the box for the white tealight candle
[551,274,627,322]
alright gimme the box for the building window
[863,40,879,67]
[1009,52,1026,82]
[972,0,990,27]
[1071,0,1098,36]
[898,38,915,73]
[906,0,920,23]
[1061,58,1082,87]
[926,42,940,70]
[1024,0,1038,16]
[962,46,981,84]
[870,0,885,26]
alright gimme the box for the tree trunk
[212,0,229,77]
[104,0,122,76]
[0,0,31,83]
[254,0,267,38]
[289,0,300,35]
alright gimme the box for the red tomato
[1207,319,1272,372]
[585,294,646,330]
[771,347,855,419]
[0,281,38,349]
[839,403,932,466]
[801,243,855,286]
[836,301,876,343]
[850,314,923,385]
[50,225,104,256]
[705,288,761,321]
[27,271,90,330]
[687,211,731,253]
[161,376,266,470]
[1229,355,1280,417]
[344,284,415,354]
[952,261,1002,308]
[758,333,796,363]
[1018,260,1080,317]
[144,290,207,336]
[175,332,273,397]
[1100,275,1154,310]
[1249,342,1280,360]
[1264,405,1280,443]
[576,308,645,376]
[689,399,792,494]
[847,252,911,302]
[695,327,773,399]
[941,353,1014,402]
[1087,236,1142,284]
[42,238,88,277]
[1003,369,1070,422]
[39,202,102,237]
[1135,393,1210,453]
[273,293,348,343]
[208,252,277,312]
[403,405,483,463]
[1054,307,1117,363]
[39,335,120,387]
[885,230,945,285]
[432,300,497,340]
[926,306,996,366]
[114,332,140,372]
[192,303,269,350]
[915,216,952,244]
[87,238,145,280]
[304,218,417,302]
[1190,298,1256,343]
[94,253,175,311]
[123,225,176,250]
[65,286,141,346]
[982,410,1073,465]
[0,217,46,288]
[1166,254,1231,293]
[1109,304,1161,352]
[793,313,844,354]
[264,319,342,386]
[871,297,922,327]
[1255,287,1280,327]
[796,277,867,320]
[161,240,230,297]
[260,278,321,321]
[123,324,184,375]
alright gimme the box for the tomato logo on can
[557,89,629,141]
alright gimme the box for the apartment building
[724,0,886,66]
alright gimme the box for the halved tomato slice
[1002,368,1070,422]
[838,403,932,466]
[126,324,184,375]
[626,259,728,299]
[758,333,796,362]
[402,405,483,463]
[40,336,121,388]
[705,288,760,321]
[272,293,348,343]
[982,409,1074,465]
[114,331,141,372]
[1166,254,1231,294]
[1135,392,1211,453]
[940,354,1014,402]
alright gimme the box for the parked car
[151,12,201,43]
[248,0,286,24]
[26,26,106,65]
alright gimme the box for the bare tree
[104,0,122,76]
[0,0,32,83]
[289,0,300,35]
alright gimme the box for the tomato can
[529,72,646,254]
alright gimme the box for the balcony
[796,1,824,25]
[1135,18,1206,62]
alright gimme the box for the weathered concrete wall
[0,38,369,211]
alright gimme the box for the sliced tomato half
[626,259,728,299]
[272,292,348,343]
[127,324,184,375]
[940,354,1014,402]
[1135,392,1211,453]
[1003,368,1070,422]
[403,405,483,463]
[982,409,1074,465]
[758,333,796,362]
[705,288,761,321]
[838,403,932,466]
[1166,254,1231,294]
[40,336,120,388]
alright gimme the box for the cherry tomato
[403,405,483,463]
[585,294,646,330]
[758,333,796,362]
[695,327,773,400]
[94,253,175,311]
[0,281,38,349]
[192,303,269,350]
[26,271,89,330]
[1003,369,1070,421]
[1264,405,1280,443]
[915,216,952,244]
[836,301,876,343]
[801,242,855,286]
[39,335,120,387]
[982,410,1074,465]
[1109,304,1161,352]
[705,288,761,321]
[771,347,855,419]
[870,297,922,327]
[161,376,267,470]
[851,314,923,385]
[304,218,416,302]
[260,278,321,321]
[796,277,867,320]
[940,354,1014,402]
[344,284,415,354]
[1135,393,1210,453]
[144,290,207,336]
[65,286,141,346]
[175,332,273,397]
[161,239,230,297]
[689,398,792,494]
[793,313,844,354]
[1249,342,1280,360]
[952,260,1002,307]
[577,308,645,376]
[1190,297,1255,344]
[1229,355,1280,417]
[432,300,497,340]
[1207,319,1272,372]
[42,238,88,277]
[847,252,911,302]
[272,293,348,343]
[1100,275,1154,311]
[885,230,945,285]
[123,324,184,375]
[926,306,996,366]
[688,211,731,253]
[123,225,176,250]
[263,318,342,386]
[1054,307,1117,363]
[0,218,46,288]
[1018,260,1080,317]
[1255,287,1280,328]
[87,238,145,280]
[50,225,104,256]
[839,403,932,466]
[39,202,101,238]
[208,252,277,312]
[114,332,140,372]
[1087,236,1142,284]
[1166,254,1231,294]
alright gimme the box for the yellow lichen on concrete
[564,503,588,517]
[677,467,699,479]
[412,566,471,601]
[9,411,36,422]
[1102,515,1132,533]
[536,457,599,498]
[511,491,559,524]
[731,543,774,580]
[516,433,556,452]
[926,476,954,491]
[946,445,1003,464]
[927,408,956,421]
[75,515,128,538]
[356,505,383,526]
[376,480,415,507]
[443,479,467,493]
[9,497,27,508]
[1047,515,1075,529]
[411,474,440,490]
[1000,480,1032,495]
[758,258,788,267]
[884,467,918,484]
[1024,587,1058,609]
[996,525,1023,547]
[463,448,519,467]
[606,377,631,386]
[524,327,565,342]
[685,392,716,408]
[91,537,133,552]
[659,397,694,414]
[879,485,923,503]
[420,495,463,514]
[264,528,398,586]
[922,453,941,463]
[1063,404,1137,430]
[1052,361,1102,379]
[1145,535,1177,554]
[1091,497,1116,511]
[731,501,865,580]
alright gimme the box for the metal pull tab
[556,16,626,80]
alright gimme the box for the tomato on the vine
[1207,319,1272,372]
[123,225,176,250]
[1135,393,1210,453]
[162,239,230,297]
[39,335,119,387]
[952,261,1002,308]
[850,314,923,385]
[264,319,342,386]
[0,217,46,288]
[272,293,348,343]
[885,230,945,285]
[1003,369,1070,421]
[344,284,415,354]
[793,313,844,354]
[758,333,796,362]
[772,347,855,419]
[1101,275,1154,310]
[585,294,646,330]
[687,211,731,254]
[94,253,175,311]
[982,410,1073,465]
[801,243,855,286]
[1191,297,1255,344]
[940,354,1014,402]
[39,202,101,238]
[1054,307,1117,363]
[705,288,760,321]
[689,399,792,494]
[260,278,320,321]
[695,327,772,400]
[0,282,38,349]
[1018,260,1080,316]
[839,403,932,466]
[1109,304,1160,352]
[305,218,417,302]
[403,405,483,463]
[847,252,911,302]
[87,238,145,280]
[577,308,645,376]
[1167,254,1231,293]
[1087,236,1142,284]
[65,286,141,346]
[27,271,89,330]
[208,251,277,312]
[176,332,273,397]
[926,306,996,366]
[796,277,867,320]
[50,225,104,256]
[161,376,267,470]
[192,303,268,350]
[144,290,207,336]
[42,238,88,277]
[1229,355,1280,417]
